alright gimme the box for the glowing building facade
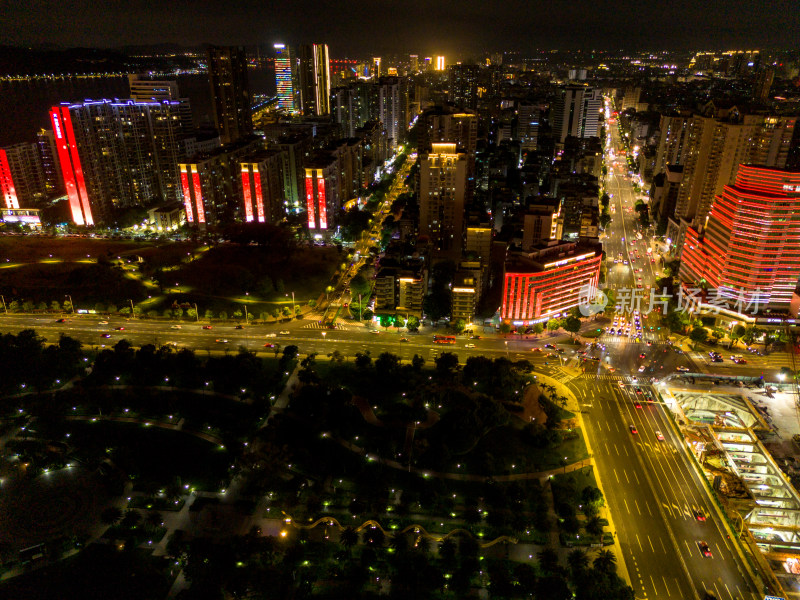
[679,165,800,315]
[274,44,297,113]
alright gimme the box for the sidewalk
[535,371,634,589]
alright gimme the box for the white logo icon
[578,284,608,317]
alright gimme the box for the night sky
[3,0,799,55]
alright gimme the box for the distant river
[0,67,275,146]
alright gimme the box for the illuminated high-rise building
[372,57,382,77]
[448,63,480,110]
[50,99,184,226]
[679,165,800,316]
[239,150,285,224]
[752,68,775,103]
[435,56,446,71]
[207,46,252,144]
[37,128,64,195]
[297,43,331,116]
[0,143,46,208]
[409,55,419,73]
[304,158,339,233]
[419,143,467,259]
[273,43,297,113]
[551,86,601,143]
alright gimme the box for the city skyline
[3,0,799,54]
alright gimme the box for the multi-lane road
[567,98,762,600]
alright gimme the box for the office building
[148,201,185,231]
[207,46,253,144]
[650,164,683,234]
[51,99,184,225]
[501,239,603,323]
[275,133,312,210]
[679,165,800,316]
[452,264,480,322]
[297,43,331,116]
[551,86,601,143]
[274,43,297,113]
[653,113,691,176]
[409,55,419,73]
[374,259,427,317]
[0,143,46,207]
[418,106,477,154]
[372,57,382,78]
[435,56,446,71]
[448,64,480,110]
[332,82,379,137]
[522,197,560,249]
[621,86,641,111]
[419,143,468,259]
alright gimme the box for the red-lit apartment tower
[501,240,603,323]
[0,149,18,209]
[679,165,800,315]
[50,106,94,226]
[304,160,339,234]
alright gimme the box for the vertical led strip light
[180,166,193,222]
[50,107,86,225]
[317,174,327,229]
[253,167,265,222]
[191,166,205,224]
[0,149,19,209]
[241,165,254,222]
[61,107,93,226]
[305,174,316,229]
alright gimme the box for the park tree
[23,300,35,313]
[435,352,459,377]
[499,321,512,334]
[37,301,47,311]
[379,314,394,329]
[532,323,544,335]
[452,318,466,334]
[406,315,420,332]
[204,309,215,320]
[281,306,291,317]
[423,291,451,322]
[546,318,563,332]
[50,301,61,312]
[355,351,372,368]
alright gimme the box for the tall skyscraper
[419,143,467,259]
[409,55,419,73]
[50,99,184,226]
[372,57,382,78]
[448,64,480,110]
[297,43,331,116]
[551,86,601,143]
[435,56,446,71]
[207,46,253,144]
[273,43,297,113]
[517,104,540,151]
[37,129,63,195]
[331,82,379,137]
[377,76,403,148]
[679,165,800,315]
[128,74,193,131]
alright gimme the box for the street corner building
[501,238,603,324]
[678,165,800,321]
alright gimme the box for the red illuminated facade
[304,165,337,232]
[0,150,18,209]
[679,165,800,314]
[50,106,94,226]
[501,240,602,323]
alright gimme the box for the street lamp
[0,295,6,315]
[65,294,74,314]
[193,303,199,322]
[128,299,135,319]
[286,292,295,315]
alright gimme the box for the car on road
[202,325,212,330]
[711,357,723,363]
[676,366,690,372]
[56,318,67,323]
[235,325,244,329]
[694,510,706,522]
[635,387,643,394]
[279,331,291,335]
[215,339,229,343]
[400,337,409,342]
[114,327,125,331]
[639,353,646,359]
[265,333,276,338]
[629,425,638,434]
[470,335,481,340]
[531,347,542,352]
[656,430,664,440]
[638,365,646,372]
[734,358,747,364]
[98,321,108,325]
[544,343,555,349]
[263,343,275,348]
[369,329,380,334]
[100,333,111,338]
[170,325,182,329]
[634,400,642,408]
[465,343,476,348]
[697,541,712,557]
